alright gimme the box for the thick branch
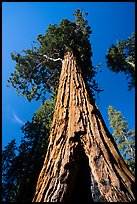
[31,53,63,72]
[125,60,135,70]
[43,54,63,62]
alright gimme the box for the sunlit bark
[32,50,135,202]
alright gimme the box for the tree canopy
[106,32,135,90]
[7,9,101,102]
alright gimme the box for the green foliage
[2,139,18,202]
[108,106,135,175]
[106,32,135,90]
[2,97,55,202]
[8,9,100,102]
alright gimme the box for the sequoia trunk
[32,50,135,202]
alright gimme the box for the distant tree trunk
[32,50,135,202]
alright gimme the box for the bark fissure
[33,50,135,202]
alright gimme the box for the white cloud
[13,112,24,125]
[3,105,25,125]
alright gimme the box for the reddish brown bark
[32,50,135,202]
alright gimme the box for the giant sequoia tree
[8,10,135,202]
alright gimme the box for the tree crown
[8,9,100,102]
[106,32,135,90]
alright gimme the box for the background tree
[108,105,135,175]
[2,98,55,202]
[2,139,17,202]
[106,32,135,90]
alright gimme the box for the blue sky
[2,2,135,149]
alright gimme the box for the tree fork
[32,49,135,202]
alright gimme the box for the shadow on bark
[64,141,106,203]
